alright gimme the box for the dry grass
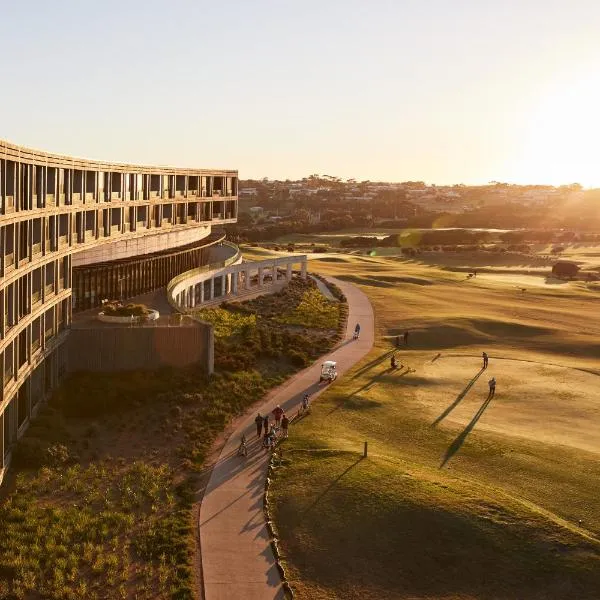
[264,249,600,599]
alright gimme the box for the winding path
[198,277,374,600]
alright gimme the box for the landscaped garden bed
[0,276,347,600]
[98,302,159,324]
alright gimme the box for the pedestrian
[255,413,263,438]
[273,404,284,427]
[281,414,289,438]
[301,393,310,413]
[354,323,361,340]
[488,377,496,397]
[404,330,409,345]
[263,415,269,434]
[482,352,488,369]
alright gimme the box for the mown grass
[271,452,600,600]
[268,252,600,599]
[0,273,346,600]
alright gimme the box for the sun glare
[514,71,600,187]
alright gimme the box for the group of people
[482,351,496,396]
[254,404,290,452]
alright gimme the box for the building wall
[0,139,237,482]
[72,225,212,266]
[68,324,213,373]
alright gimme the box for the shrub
[288,350,310,367]
[102,303,149,317]
[12,438,50,469]
[552,261,579,279]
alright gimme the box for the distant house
[239,188,258,198]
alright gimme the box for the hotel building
[0,139,237,481]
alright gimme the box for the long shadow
[440,392,494,467]
[302,457,363,516]
[432,367,485,426]
[327,367,397,414]
[351,349,397,379]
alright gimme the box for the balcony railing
[3,366,13,386]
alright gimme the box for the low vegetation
[101,302,150,317]
[0,275,346,600]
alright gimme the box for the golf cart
[320,360,338,384]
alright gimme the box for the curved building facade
[0,139,237,480]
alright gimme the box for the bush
[288,350,310,367]
[12,438,50,469]
[102,302,149,317]
[552,261,579,279]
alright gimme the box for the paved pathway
[199,277,374,600]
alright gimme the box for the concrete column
[246,269,251,289]
[301,259,307,279]
[286,263,292,281]
[189,285,195,308]
[200,280,205,304]
[209,277,215,300]
[232,270,238,294]
[221,274,227,297]
[258,267,264,287]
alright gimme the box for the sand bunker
[416,355,600,454]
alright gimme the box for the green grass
[269,252,600,599]
[271,451,600,600]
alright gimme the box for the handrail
[166,241,242,312]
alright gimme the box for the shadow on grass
[351,350,397,379]
[440,391,494,467]
[432,367,486,426]
[302,457,363,516]
[328,367,396,414]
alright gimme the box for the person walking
[488,377,496,397]
[263,415,269,435]
[301,393,310,414]
[354,323,361,339]
[281,413,290,439]
[404,330,409,345]
[255,413,264,438]
[482,352,488,369]
[273,404,284,427]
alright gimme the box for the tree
[552,261,579,279]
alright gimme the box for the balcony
[31,338,41,354]
[44,327,53,342]
[31,291,42,307]
[3,366,13,386]
[45,284,54,296]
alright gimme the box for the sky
[2,0,600,186]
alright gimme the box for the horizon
[2,1,600,186]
